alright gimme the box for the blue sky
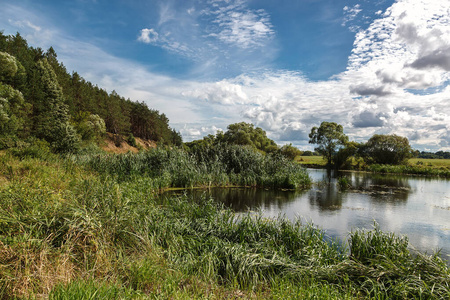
[1,0,450,151]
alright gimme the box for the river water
[166,169,450,262]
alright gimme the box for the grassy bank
[0,150,449,299]
[296,155,450,177]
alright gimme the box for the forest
[0,32,182,153]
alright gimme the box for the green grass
[0,150,449,299]
[72,145,311,190]
[368,163,450,177]
[296,155,450,177]
[295,155,326,166]
[409,158,450,169]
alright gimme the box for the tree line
[185,122,302,160]
[309,121,414,169]
[0,32,182,152]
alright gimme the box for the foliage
[32,59,80,153]
[0,154,448,299]
[76,144,311,189]
[73,111,106,141]
[368,163,450,177]
[222,122,278,153]
[360,134,412,165]
[279,143,302,160]
[333,141,360,170]
[127,133,137,147]
[309,122,349,167]
[0,51,19,82]
[0,32,181,150]
[186,122,279,154]
[418,151,450,159]
[0,52,29,141]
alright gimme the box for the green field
[295,156,450,172]
[295,155,326,166]
[409,158,450,169]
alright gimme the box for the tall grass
[368,163,450,177]
[71,145,311,190]
[0,151,449,298]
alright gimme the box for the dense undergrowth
[0,147,449,299]
[72,144,312,190]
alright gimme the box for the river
[165,169,450,262]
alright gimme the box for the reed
[71,145,311,190]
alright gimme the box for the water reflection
[164,188,305,212]
[309,182,344,211]
[161,169,450,263]
[306,169,412,211]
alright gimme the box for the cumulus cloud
[137,28,159,43]
[182,80,248,105]
[352,110,386,128]
[409,47,450,71]
[350,83,393,96]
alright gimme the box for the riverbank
[0,150,449,299]
[296,156,450,177]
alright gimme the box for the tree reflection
[163,188,305,212]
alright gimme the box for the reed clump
[72,144,311,190]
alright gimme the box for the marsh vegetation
[1,149,449,299]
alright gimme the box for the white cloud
[9,19,42,32]
[2,0,450,151]
[158,2,176,26]
[342,4,362,27]
[207,5,275,49]
[137,28,159,43]
[136,0,276,76]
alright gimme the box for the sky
[1,0,450,151]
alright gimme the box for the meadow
[0,147,449,299]
[297,155,450,177]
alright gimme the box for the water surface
[165,169,450,262]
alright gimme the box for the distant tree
[334,141,360,169]
[309,122,349,167]
[222,122,277,152]
[302,150,314,156]
[360,134,412,165]
[279,143,302,160]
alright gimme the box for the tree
[309,122,349,167]
[33,58,80,152]
[222,122,277,153]
[360,134,412,165]
[0,52,29,147]
[279,143,302,160]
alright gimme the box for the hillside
[0,31,181,153]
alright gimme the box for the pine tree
[33,58,80,152]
